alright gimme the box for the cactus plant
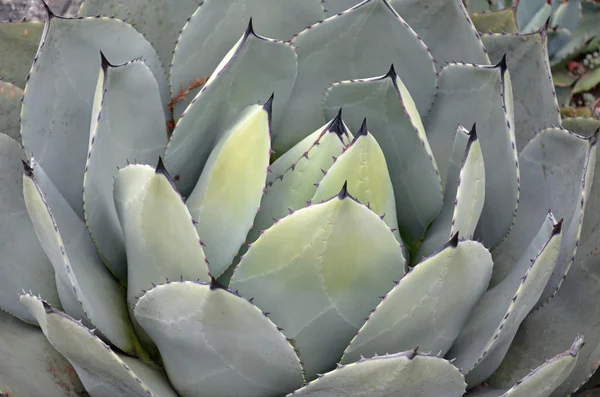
[1,0,600,396]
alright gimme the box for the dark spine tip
[338,181,350,200]
[448,232,459,248]
[100,51,111,72]
[210,276,228,291]
[468,123,478,142]
[464,123,478,157]
[327,109,347,138]
[552,219,564,235]
[155,156,169,175]
[21,160,34,177]
[245,18,255,37]
[407,346,418,360]
[590,128,599,146]
[263,93,274,116]
[384,64,397,80]
[496,54,508,73]
[41,0,55,19]
[41,300,53,313]
[351,118,369,144]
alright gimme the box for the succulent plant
[1,0,600,396]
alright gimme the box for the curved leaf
[0,133,60,324]
[341,236,493,364]
[424,59,518,249]
[231,186,406,379]
[20,294,178,397]
[517,0,552,34]
[22,160,138,355]
[134,281,304,397]
[275,0,437,153]
[21,12,167,218]
[185,101,271,277]
[470,9,518,34]
[0,20,43,88]
[164,22,297,196]
[170,0,323,118]
[83,54,167,282]
[0,81,22,141]
[289,350,466,397]
[323,65,441,250]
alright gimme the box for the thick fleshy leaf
[550,0,582,33]
[517,0,553,33]
[231,187,406,380]
[21,11,167,218]
[0,133,60,324]
[311,121,401,241]
[323,66,442,250]
[22,160,138,355]
[288,350,466,397]
[20,294,178,397]
[562,117,600,136]
[170,0,323,118]
[113,162,210,351]
[83,54,167,282]
[341,236,493,364]
[573,68,600,95]
[0,20,43,87]
[424,59,518,249]
[470,9,518,34]
[79,0,200,71]
[165,23,297,196]
[447,216,563,388]
[0,81,22,141]
[547,28,572,59]
[240,114,352,264]
[419,125,485,258]
[390,0,490,70]
[0,309,86,397]
[481,31,561,152]
[550,0,600,64]
[185,101,271,277]
[488,126,600,397]
[275,0,437,153]
[135,281,304,397]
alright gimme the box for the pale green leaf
[170,0,323,118]
[79,0,201,71]
[550,0,581,33]
[22,160,138,355]
[21,13,167,218]
[0,307,85,397]
[470,9,519,34]
[481,31,561,152]
[20,294,178,397]
[447,215,563,388]
[323,66,442,250]
[0,133,60,324]
[424,60,518,249]
[311,121,401,242]
[134,281,304,397]
[0,21,43,88]
[572,68,600,95]
[275,0,437,154]
[288,350,466,397]
[231,187,406,379]
[186,102,271,277]
[0,81,22,141]
[83,54,167,283]
[165,23,297,196]
[518,0,552,33]
[342,236,493,364]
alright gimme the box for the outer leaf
[424,59,518,249]
[572,68,600,95]
[164,22,297,196]
[185,101,271,277]
[550,0,600,64]
[231,186,406,379]
[481,31,561,152]
[390,0,490,70]
[20,294,178,397]
[170,0,323,118]
[0,133,60,324]
[311,121,401,242]
[22,160,139,355]
[0,21,43,87]
[470,9,519,34]
[288,350,466,397]
[0,307,85,397]
[79,0,200,71]
[134,281,304,397]
[550,0,582,33]
[275,0,437,153]
[83,54,167,283]
[517,0,553,33]
[341,236,493,364]
[323,66,442,250]
[21,11,167,218]
[447,215,563,388]
[0,81,22,141]
[488,127,600,397]
[419,125,484,258]
[113,162,210,351]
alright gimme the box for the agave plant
[1,0,600,396]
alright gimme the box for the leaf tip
[552,219,564,235]
[338,181,350,200]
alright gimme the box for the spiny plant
[1,0,600,396]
